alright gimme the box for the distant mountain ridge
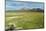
[6,8,44,12]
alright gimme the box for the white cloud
[12,0,44,2]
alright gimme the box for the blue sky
[6,0,44,10]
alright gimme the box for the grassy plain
[5,12,44,29]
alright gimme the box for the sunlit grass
[5,12,44,29]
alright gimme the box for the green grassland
[5,12,44,29]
